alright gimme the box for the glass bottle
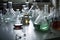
[3,3,7,15]
[44,4,49,16]
[4,2,16,23]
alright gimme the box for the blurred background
[0,0,60,40]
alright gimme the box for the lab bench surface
[0,20,60,40]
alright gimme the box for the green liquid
[40,23,49,31]
[34,21,49,32]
